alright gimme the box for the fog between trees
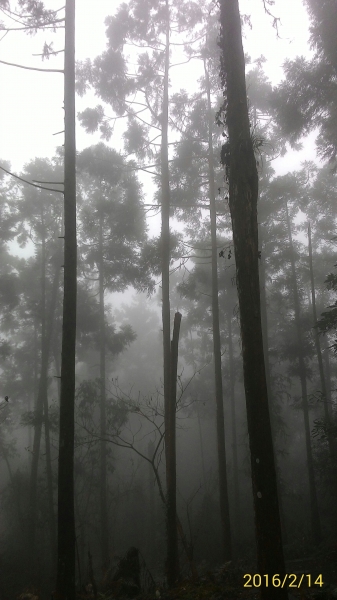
[0,1,337,599]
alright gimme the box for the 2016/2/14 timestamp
[243,574,324,588]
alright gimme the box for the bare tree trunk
[259,252,287,544]
[28,217,46,560]
[147,440,156,563]
[53,349,61,400]
[308,223,336,460]
[99,201,109,570]
[196,399,206,486]
[0,440,23,531]
[227,311,240,544]
[160,0,177,588]
[219,1,287,595]
[56,0,77,596]
[166,312,181,586]
[44,263,61,568]
[204,58,232,562]
[285,204,321,546]
[324,342,333,417]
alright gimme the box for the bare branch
[0,58,63,72]
[0,164,64,194]
[262,0,281,36]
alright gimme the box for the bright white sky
[0,0,316,245]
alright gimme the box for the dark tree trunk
[99,201,109,570]
[160,0,178,588]
[196,399,206,486]
[259,252,287,544]
[308,223,336,460]
[204,58,232,562]
[56,0,77,596]
[324,342,332,417]
[285,204,321,546]
[166,312,181,587]
[44,262,61,568]
[227,311,240,543]
[29,211,58,565]
[219,1,287,595]
[28,213,47,560]
[147,440,156,562]
[0,440,24,531]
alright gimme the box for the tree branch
[0,165,64,194]
[0,58,63,72]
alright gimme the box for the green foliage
[272,0,337,166]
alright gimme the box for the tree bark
[166,312,181,587]
[147,440,156,562]
[219,1,287,595]
[44,261,61,568]
[160,0,177,588]
[29,209,59,564]
[28,211,47,560]
[204,58,232,562]
[56,0,77,596]
[308,223,336,460]
[285,204,321,546]
[99,200,109,570]
[324,342,332,418]
[227,311,240,544]
[259,252,287,544]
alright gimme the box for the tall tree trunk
[227,311,240,544]
[56,0,77,596]
[196,399,206,486]
[324,342,332,418]
[29,319,38,457]
[28,208,47,561]
[308,223,336,460]
[44,262,61,568]
[99,201,109,570]
[160,0,177,588]
[54,349,61,400]
[259,252,287,544]
[285,204,321,545]
[0,440,23,531]
[204,58,232,561]
[219,1,287,595]
[166,312,181,586]
[147,440,156,563]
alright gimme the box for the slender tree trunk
[308,223,336,460]
[29,319,39,457]
[324,342,332,417]
[160,0,177,588]
[227,311,240,543]
[147,440,156,563]
[204,58,232,561]
[259,252,287,544]
[99,201,109,570]
[54,349,61,400]
[44,263,61,568]
[161,0,171,424]
[56,0,77,596]
[196,399,206,487]
[29,209,49,561]
[0,441,23,531]
[285,204,321,545]
[166,312,181,587]
[219,2,287,595]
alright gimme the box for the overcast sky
[0,0,317,252]
[0,0,314,168]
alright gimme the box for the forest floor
[93,541,337,600]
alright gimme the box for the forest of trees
[0,0,337,599]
